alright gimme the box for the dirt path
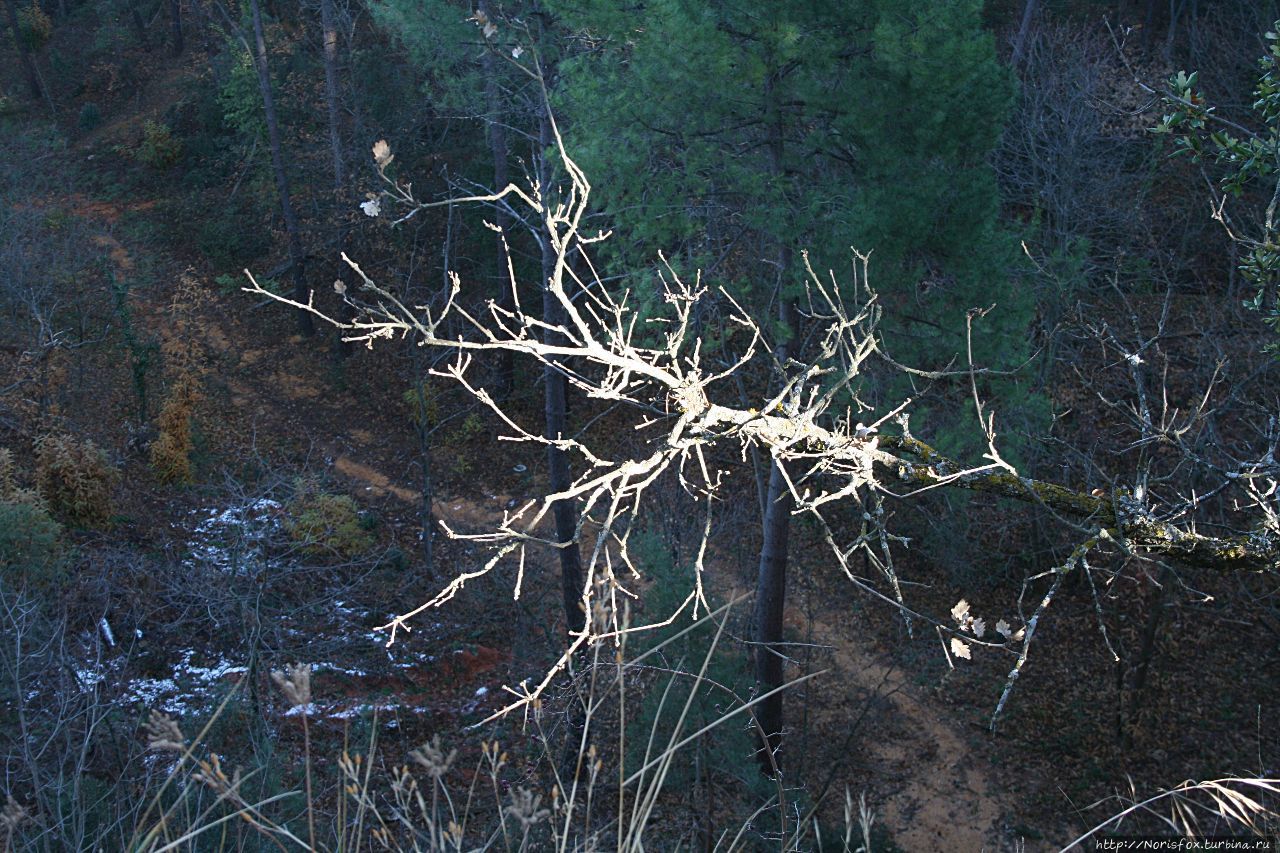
[802,614,1011,850]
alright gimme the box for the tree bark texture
[249,0,313,337]
[169,0,183,56]
[479,0,515,397]
[319,0,343,193]
[753,451,793,773]
[5,0,46,103]
[1010,0,1037,68]
[753,54,797,776]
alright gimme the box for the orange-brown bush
[150,273,205,484]
[34,433,118,527]
[0,447,42,508]
[150,377,198,483]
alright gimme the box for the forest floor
[38,175,1033,848]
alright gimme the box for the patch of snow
[332,601,368,619]
[123,677,188,713]
[183,498,283,575]
[284,700,428,720]
[99,617,116,648]
[312,662,369,677]
[116,649,249,713]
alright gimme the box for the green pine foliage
[368,0,481,113]
[0,502,67,591]
[551,0,1043,459]
[219,46,268,142]
[370,0,1047,460]
[555,0,1026,365]
[0,449,67,590]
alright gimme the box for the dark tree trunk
[539,107,586,640]
[752,290,796,776]
[169,0,182,56]
[753,57,796,777]
[480,0,515,397]
[5,0,46,103]
[1143,0,1159,48]
[249,0,313,337]
[1130,568,1173,700]
[412,368,435,579]
[129,2,151,51]
[319,0,343,193]
[1163,0,1184,62]
[1010,0,1037,68]
[753,450,793,774]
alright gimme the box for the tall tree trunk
[753,55,796,777]
[319,0,343,193]
[129,1,151,51]
[539,106,586,641]
[754,445,793,773]
[411,362,435,579]
[249,0,313,337]
[1010,0,1037,68]
[1163,0,1184,62]
[1130,567,1173,701]
[480,0,515,397]
[169,0,182,56]
[5,0,46,104]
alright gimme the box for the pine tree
[553,0,1027,772]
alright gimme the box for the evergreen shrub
[0,448,66,588]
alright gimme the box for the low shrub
[0,501,66,589]
[402,383,439,428]
[0,447,41,507]
[17,3,52,50]
[136,119,183,168]
[285,482,375,559]
[0,448,66,589]
[34,433,118,527]
[449,412,485,444]
[150,275,205,484]
[150,377,198,483]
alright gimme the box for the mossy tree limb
[879,433,1278,574]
